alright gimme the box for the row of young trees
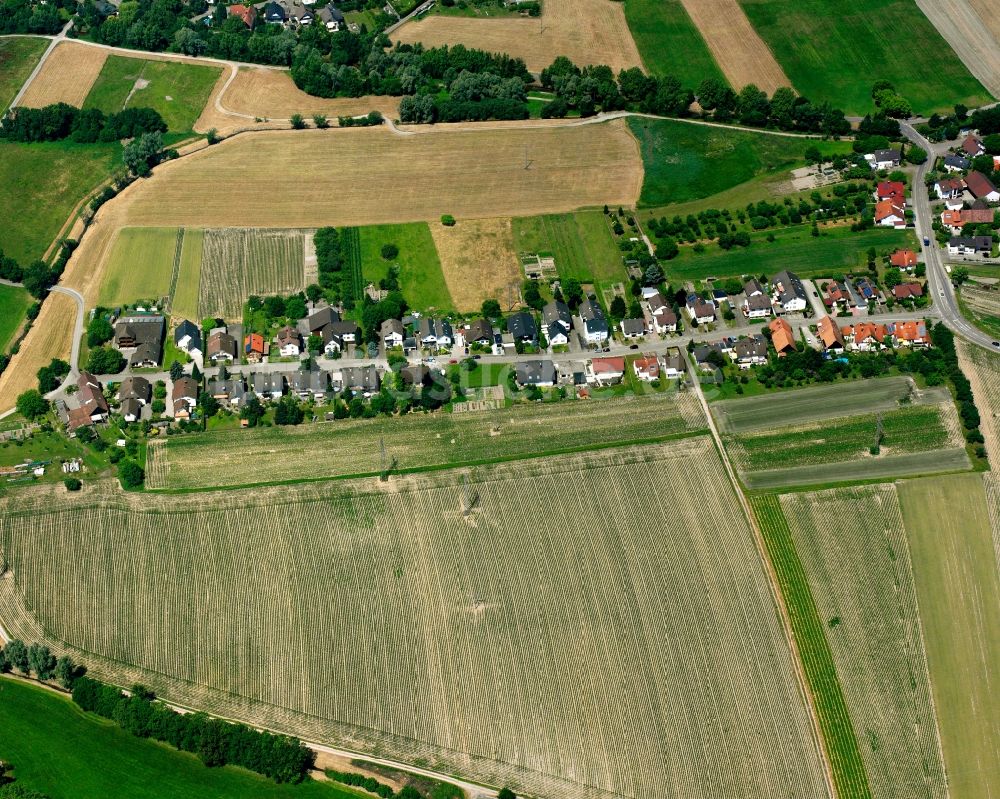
[0,640,80,689]
[72,677,315,782]
[0,103,167,144]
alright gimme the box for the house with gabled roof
[227,3,256,27]
[207,330,238,363]
[578,299,609,344]
[845,322,888,351]
[889,249,918,269]
[514,360,556,387]
[466,319,493,346]
[632,354,660,382]
[817,316,845,352]
[876,180,906,205]
[962,134,985,157]
[866,149,901,170]
[652,306,677,334]
[942,154,970,173]
[663,350,685,379]
[588,356,626,385]
[965,171,1000,203]
[875,199,906,228]
[506,312,537,344]
[892,282,924,300]
[251,372,285,400]
[743,292,773,319]
[768,318,796,356]
[686,296,716,325]
[244,333,266,363]
[733,335,769,368]
[171,377,199,419]
[114,315,164,368]
[207,375,247,408]
[174,320,201,355]
[771,270,807,313]
[948,236,993,256]
[620,318,646,339]
[890,320,931,347]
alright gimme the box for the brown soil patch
[918,0,1000,98]
[392,0,643,73]
[19,42,107,109]
[431,217,520,312]
[0,292,77,411]
[312,753,406,793]
[220,67,401,123]
[677,0,790,93]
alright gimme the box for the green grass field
[83,55,221,134]
[623,0,725,87]
[627,117,852,208]
[665,226,914,281]
[0,678,355,799]
[739,0,991,115]
[511,212,623,283]
[171,228,204,321]
[98,227,180,307]
[900,474,1000,799]
[0,140,119,264]
[0,283,32,353]
[0,36,47,114]
[751,496,873,799]
[358,223,452,311]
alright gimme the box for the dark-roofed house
[306,306,340,333]
[506,311,537,344]
[867,149,901,170]
[743,293,772,319]
[251,372,285,400]
[381,319,405,349]
[171,377,199,420]
[117,376,151,422]
[733,335,768,368]
[541,301,571,346]
[289,368,329,400]
[321,320,360,355]
[318,4,345,29]
[965,171,1000,203]
[663,350,686,379]
[207,376,247,408]
[652,306,677,334]
[620,318,646,339]
[400,364,434,387]
[942,154,970,173]
[114,315,164,368]
[771,270,808,313]
[515,359,556,387]
[263,1,285,23]
[174,320,201,355]
[579,299,608,344]
[276,325,301,357]
[418,318,454,348]
[686,296,716,325]
[207,330,238,363]
[948,236,993,256]
[338,365,380,395]
[466,318,493,346]
[744,278,765,297]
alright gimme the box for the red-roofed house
[589,356,626,385]
[875,200,906,228]
[244,333,266,363]
[889,249,917,269]
[892,282,924,300]
[768,318,796,356]
[632,354,660,382]
[823,280,855,310]
[962,134,985,157]
[227,3,256,27]
[845,322,888,351]
[876,180,906,205]
[941,208,995,233]
[965,171,1000,203]
[891,320,931,347]
[817,316,845,352]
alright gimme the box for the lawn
[0,36,47,114]
[627,116,852,207]
[0,678,356,799]
[357,223,452,312]
[900,473,1000,799]
[171,228,204,321]
[511,212,624,283]
[0,140,119,264]
[98,227,181,307]
[739,0,991,115]
[83,55,221,134]
[0,283,32,353]
[664,226,915,281]
[623,0,725,87]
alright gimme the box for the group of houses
[693,318,797,371]
[874,180,908,228]
[513,349,687,389]
[931,132,999,257]
[222,0,346,31]
[815,315,931,352]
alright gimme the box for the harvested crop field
[916,0,1000,98]
[145,391,705,490]
[778,486,946,799]
[18,41,107,109]
[957,340,1000,455]
[114,124,641,229]
[0,292,77,411]
[961,283,1000,316]
[677,0,789,93]
[392,0,643,74]
[431,217,520,312]
[198,228,307,320]
[221,67,401,122]
[0,441,830,799]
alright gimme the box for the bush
[86,346,125,375]
[117,459,145,489]
[380,243,399,261]
[64,477,82,491]
[440,214,456,226]
[290,113,306,129]
[16,390,48,420]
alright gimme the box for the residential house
[817,315,845,352]
[942,154,970,173]
[381,318,405,349]
[320,321,360,355]
[875,180,906,205]
[117,376,151,422]
[402,336,418,355]
[207,330,238,363]
[263,1,285,23]
[632,354,660,382]
[692,342,726,372]
[68,372,109,431]
[114,315,164,368]
[226,3,256,27]
[744,278,766,298]
[418,317,454,348]
[466,319,493,346]
[506,312,537,344]
[620,318,646,339]
[174,320,201,355]
[686,295,716,325]
[962,133,985,157]
[171,377,199,419]
[244,333,266,363]
[854,276,882,305]
[768,318,796,356]
[965,171,1000,203]
[579,299,609,343]
[541,301,571,346]
[733,335,769,369]
[942,208,995,233]
[891,320,931,347]
[652,306,678,334]
[276,326,301,357]
[948,235,993,256]
[400,364,434,388]
[338,365,380,395]
[305,306,340,334]
[743,293,773,319]
[935,177,966,209]
[822,280,855,311]
[866,149,901,170]
[207,376,246,408]
[514,359,556,387]
[588,356,626,385]
[646,291,670,313]
[318,4,344,29]
[875,199,906,228]
[251,372,285,400]
[289,368,329,400]
[889,249,918,269]
[285,1,314,25]
[845,322,888,351]
[771,270,808,314]
[663,350,686,379]
[892,282,924,300]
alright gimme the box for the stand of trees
[0,104,167,143]
[72,677,315,783]
[314,227,360,308]
[0,0,65,34]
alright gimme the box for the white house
[771,270,808,314]
[865,149,901,170]
[686,296,716,325]
[276,326,301,357]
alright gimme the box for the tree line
[0,0,65,34]
[0,103,166,144]
[72,677,315,783]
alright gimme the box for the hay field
[145,391,706,489]
[171,228,203,321]
[0,37,47,114]
[0,441,830,799]
[915,0,1000,98]
[0,292,77,409]
[430,218,520,312]
[961,284,1000,316]
[779,487,946,799]
[117,124,641,229]
[221,68,401,121]
[198,229,306,320]
[899,474,1000,799]
[677,0,789,93]
[97,227,180,307]
[392,0,643,73]
[18,42,107,109]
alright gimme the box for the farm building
[114,315,164,368]
[965,171,1000,202]
[941,208,994,234]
